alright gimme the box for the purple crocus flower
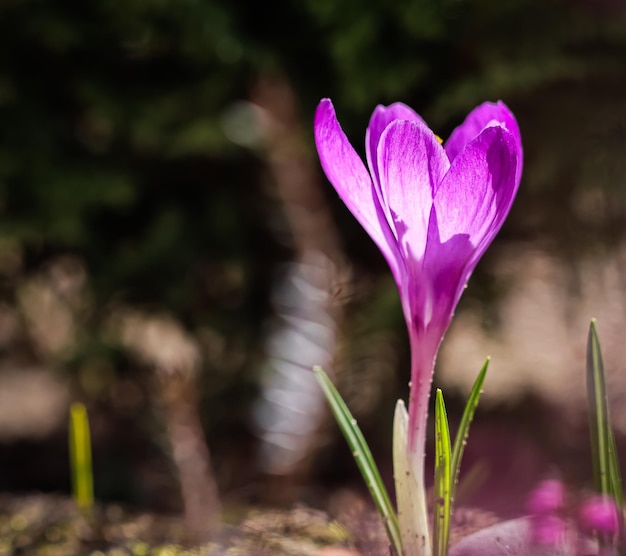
[526,480,567,548]
[526,479,565,516]
[314,98,522,461]
[579,495,620,535]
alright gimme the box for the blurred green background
[1,0,626,521]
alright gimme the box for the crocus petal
[314,99,402,281]
[366,103,426,236]
[445,101,523,186]
[434,124,518,248]
[428,124,518,309]
[420,209,474,330]
[376,119,450,262]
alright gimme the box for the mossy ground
[0,492,503,555]
[0,495,356,556]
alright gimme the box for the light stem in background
[69,402,94,511]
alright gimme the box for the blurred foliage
[0,0,625,504]
[0,0,625,312]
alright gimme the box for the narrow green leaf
[451,358,489,498]
[587,320,612,496]
[433,389,452,556]
[314,366,403,556]
[587,320,624,542]
[608,426,624,511]
[69,402,94,510]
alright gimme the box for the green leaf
[433,389,452,556]
[451,358,489,499]
[588,320,613,495]
[69,402,94,511]
[314,366,403,556]
[608,425,624,512]
[587,320,624,537]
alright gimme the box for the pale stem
[394,400,432,556]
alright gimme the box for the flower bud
[579,495,620,535]
[526,480,565,515]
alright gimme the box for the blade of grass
[587,319,624,545]
[433,389,452,556]
[608,427,626,554]
[69,402,94,511]
[450,357,489,500]
[608,427,624,511]
[587,320,612,496]
[314,366,403,556]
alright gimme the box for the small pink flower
[579,495,620,535]
[526,480,565,515]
